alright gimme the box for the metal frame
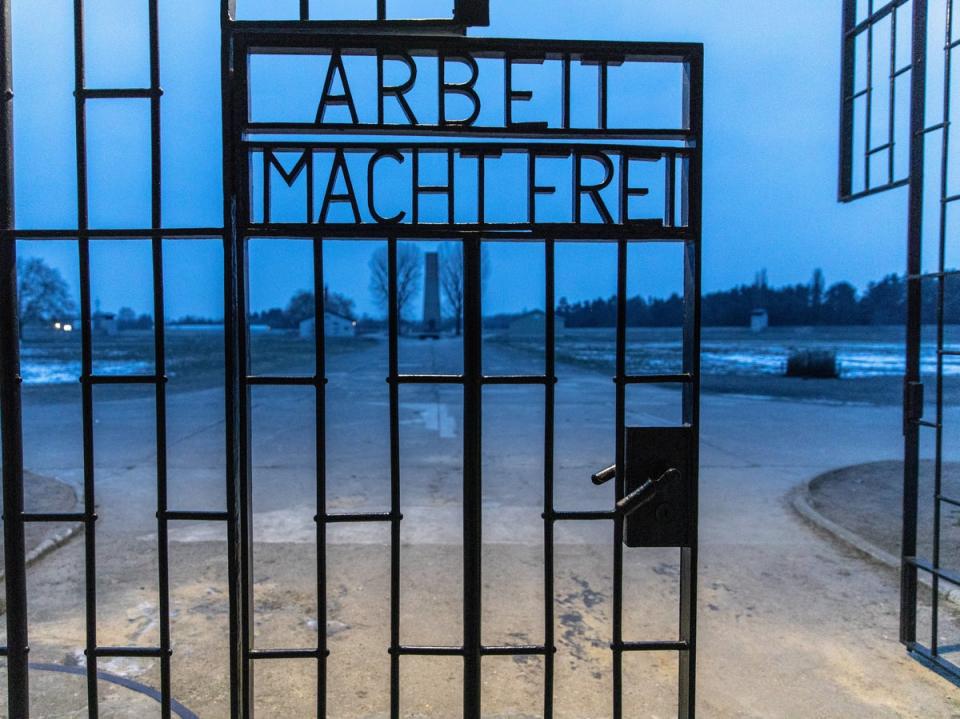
[0,2,703,717]
[839,0,914,201]
[840,0,960,686]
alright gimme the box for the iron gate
[839,0,960,684]
[0,1,703,716]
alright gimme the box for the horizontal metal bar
[482,375,554,385]
[78,88,161,99]
[237,31,702,64]
[839,177,910,202]
[616,640,690,652]
[550,510,616,521]
[393,374,463,384]
[937,494,960,509]
[915,419,940,429]
[21,512,86,523]
[162,510,230,522]
[846,0,911,38]
[393,646,464,656]
[480,645,550,656]
[244,375,323,386]
[868,142,894,155]
[246,122,693,142]
[232,19,467,34]
[248,648,324,660]
[910,268,960,281]
[908,642,960,681]
[81,374,163,385]
[908,557,960,587]
[245,139,694,157]
[0,227,224,239]
[90,647,168,658]
[243,225,696,241]
[321,512,397,523]
[622,373,693,384]
[3,228,699,243]
[893,64,912,78]
[924,122,948,134]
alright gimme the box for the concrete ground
[3,337,960,717]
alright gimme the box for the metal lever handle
[616,467,681,518]
[592,464,617,485]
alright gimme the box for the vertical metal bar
[72,1,100,714]
[313,236,328,715]
[147,0,172,713]
[462,234,483,718]
[220,3,247,716]
[378,0,387,22]
[931,0,953,656]
[388,237,401,719]
[300,0,309,22]
[901,0,928,649]
[0,0,30,714]
[840,0,857,198]
[611,236,627,719]
[543,238,555,719]
[890,5,899,185]
[237,235,254,714]
[679,48,704,719]
[866,1,876,188]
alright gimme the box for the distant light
[63,324,73,332]
[352,321,357,326]
[54,322,61,329]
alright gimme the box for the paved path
[5,338,960,717]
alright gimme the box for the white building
[508,310,566,338]
[299,312,356,339]
[750,308,769,333]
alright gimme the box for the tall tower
[423,252,441,332]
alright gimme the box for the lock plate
[623,426,694,548]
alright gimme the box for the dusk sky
[10,1,909,319]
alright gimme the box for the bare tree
[369,243,423,324]
[437,242,490,336]
[17,257,75,336]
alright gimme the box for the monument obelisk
[422,251,441,334]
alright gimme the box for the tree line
[557,270,960,328]
[18,255,960,331]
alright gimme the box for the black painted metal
[839,0,913,202]
[623,427,694,548]
[840,0,960,687]
[0,3,702,716]
[0,0,30,715]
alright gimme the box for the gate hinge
[904,380,924,434]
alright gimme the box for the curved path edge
[789,479,960,608]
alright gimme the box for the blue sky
[10,1,908,319]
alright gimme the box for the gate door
[0,2,702,717]
[226,27,703,716]
[839,0,960,683]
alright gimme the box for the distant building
[93,311,118,336]
[508,310,566,337]
[299,312,356,339]
[750,308,769,333]
[422,252,441,334]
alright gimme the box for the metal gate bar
[0,0,29,715]
[901,0,960,676]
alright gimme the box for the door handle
[616,467,680,518]
[591,464,616,485]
